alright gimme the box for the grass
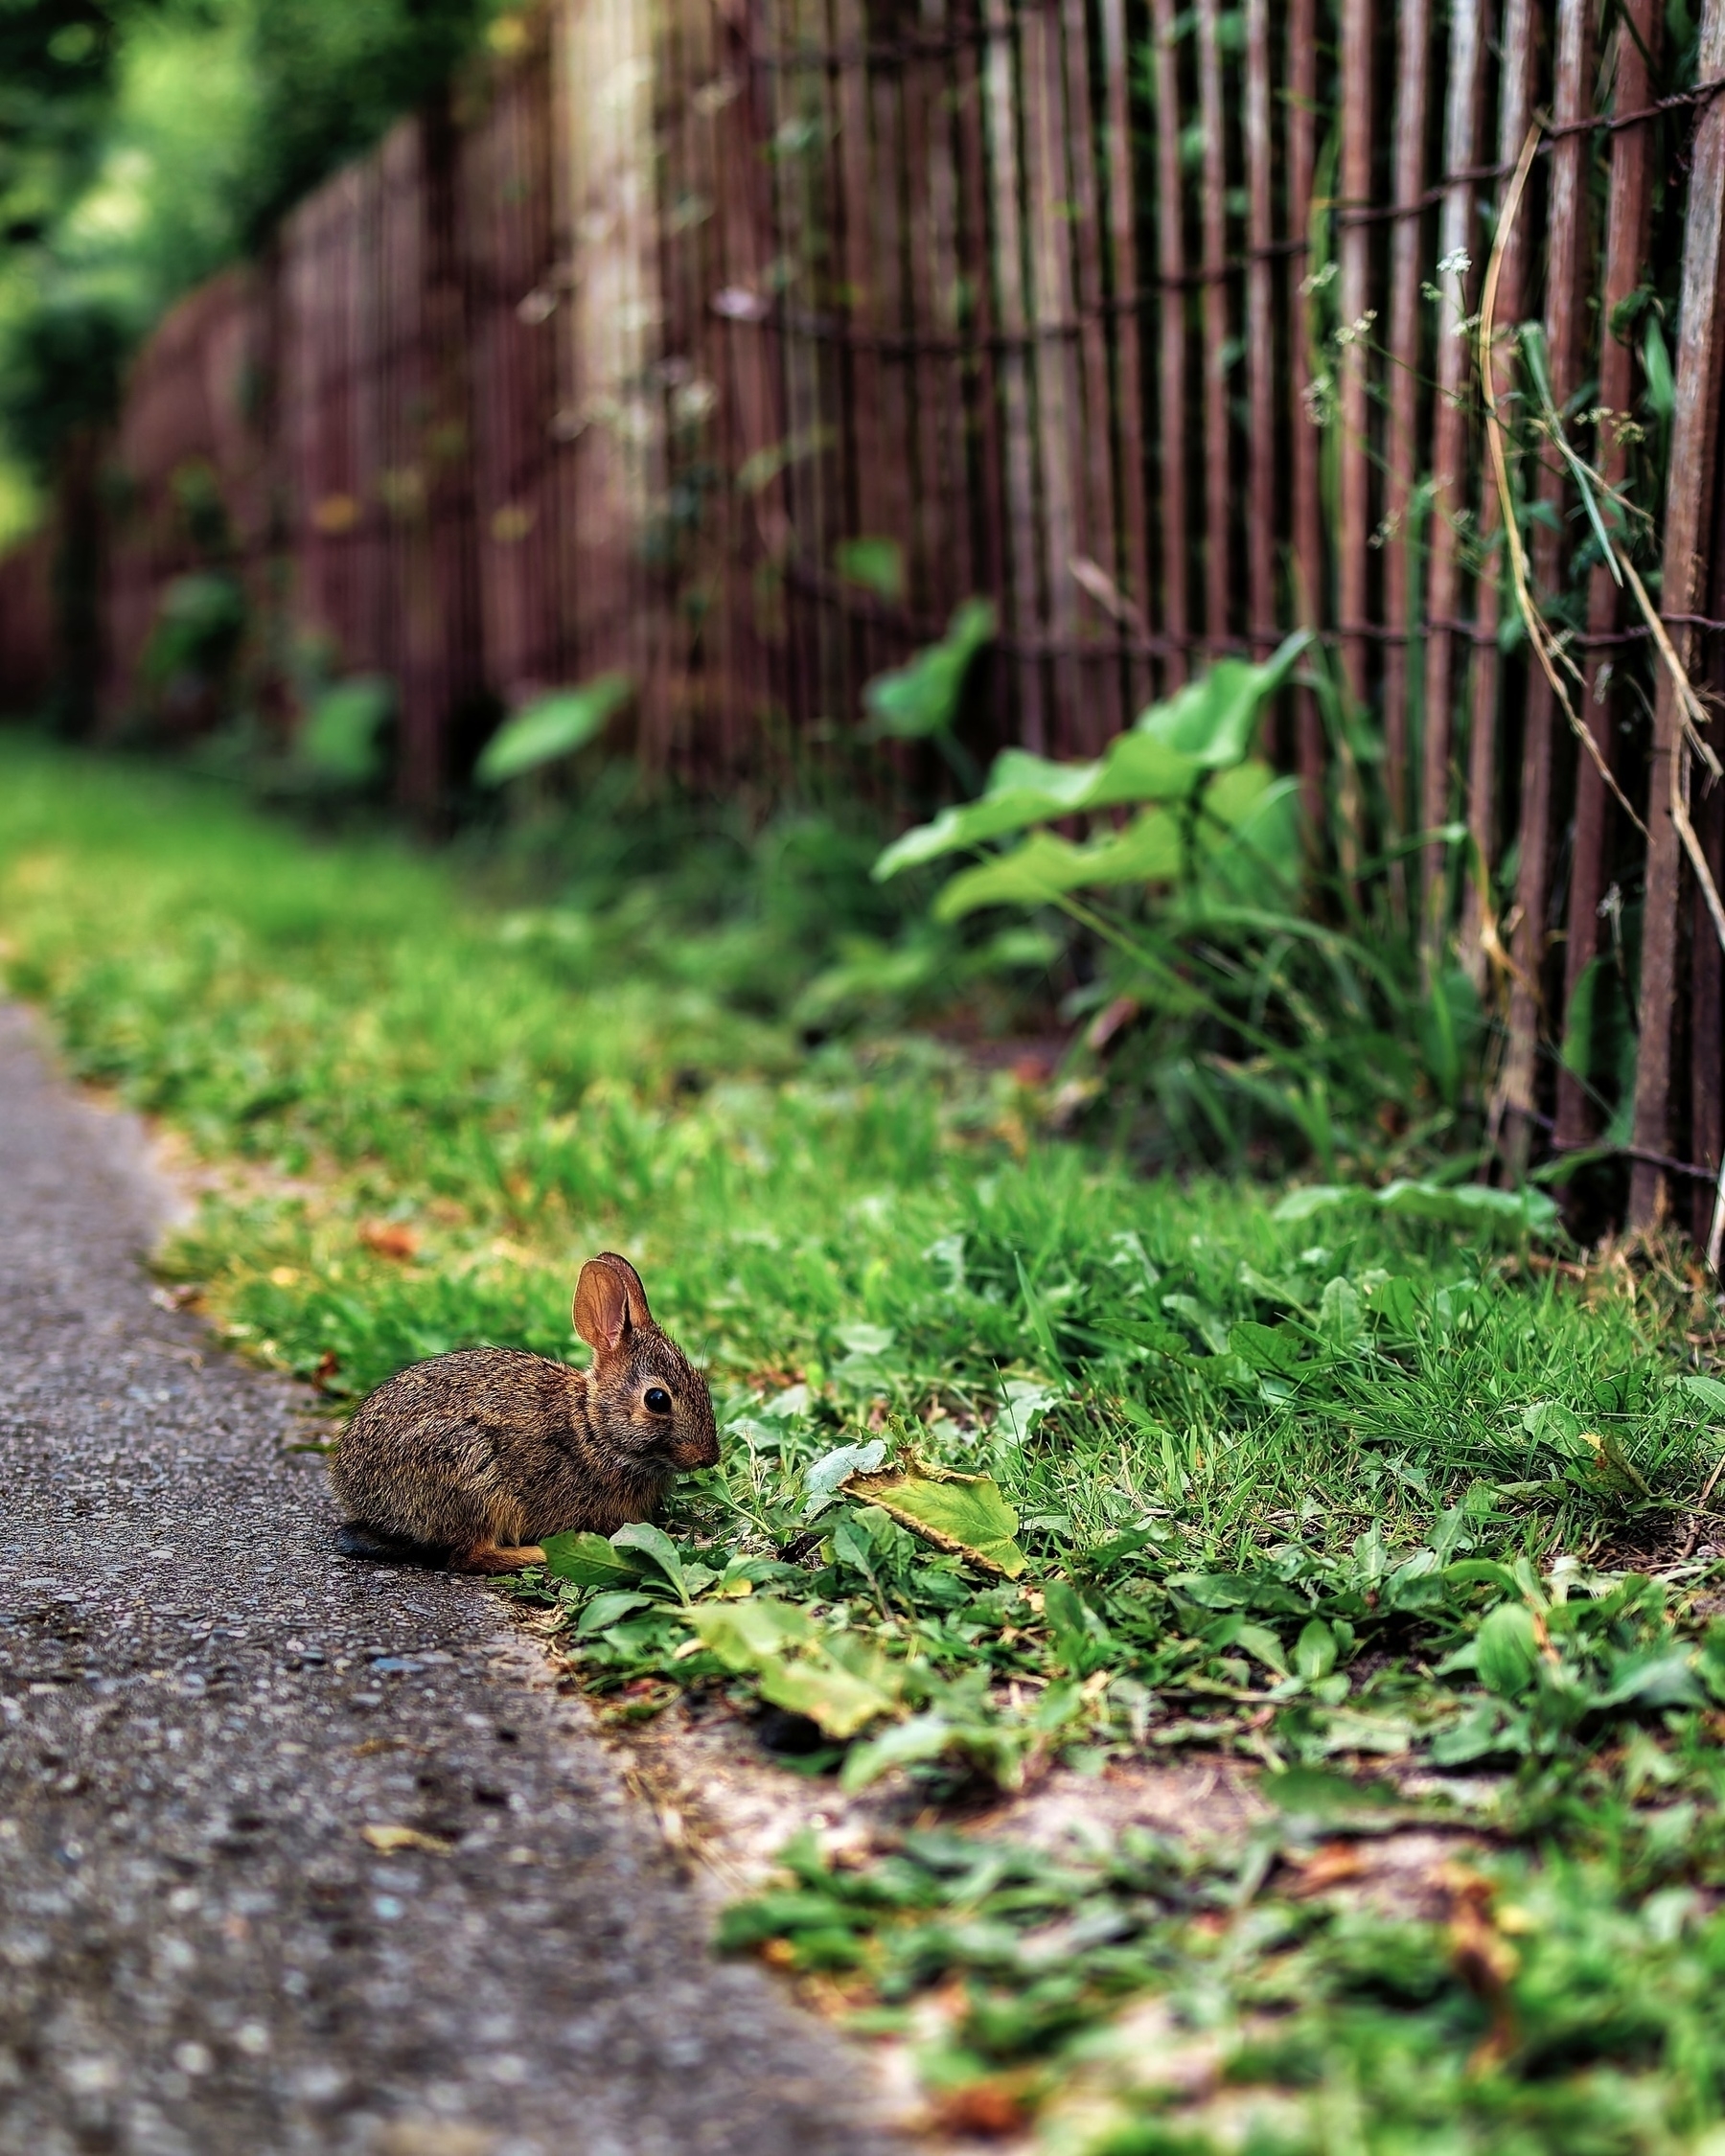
[4,731,1725,2150]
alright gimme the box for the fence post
[1630,0,1725,1228]
[1555,0,1659,1154]
[1381,0,1430,852]
[1335,0,1372,793]
[1286,0,1323,826]
[1500,0,1592,1175]
[1459,0,1531,989]
[1150,0,1188,693]
[1419,0,1482,958]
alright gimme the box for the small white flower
[1438,246,1472,276]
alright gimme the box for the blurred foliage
[475,672,634,785]
[0,0,497,498]
[241,0,490,242]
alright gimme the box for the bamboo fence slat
[1556,0,1659,1149]
[1501,0,1592,1165]
[1460,0,1532,982]
[953,0,1007,619]
[1336,0,1372,726]
[1382,0,1430,841]
[1061,0,1124,745]
[1199,0,1230,654]
[1287,0,1323,812]
[1243,0,1276,663]
[867,16,915,734]
[1630,0,1725,1227]
[1097,0,1149,707]
[1151,0,1187,690]
[1022,0,1083,738]
[983,0,1044,746]
[1419,0,1483,942]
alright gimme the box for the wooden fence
[1,0,1724,1239]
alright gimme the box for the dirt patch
[589,1682,1276,1895]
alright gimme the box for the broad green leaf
[1375,1276,1424,1335]
[842,1456,1026,1577]
[1273,1179,1556,1240]
[1193,775,1302,904]
[689,1596,817,1668]
[862,598,997,740]
[987,745,1110,802]
[873,641,1306,881]
[755,1656,898,1739]
[1133,630,1310,764]
[716,1891,861,1950]
[1318,1276,1363,1348]
[1644,314,1676,424]
[1199,759,1277,827]
[872,740,1199,883]
[1431,1698,1521,1765]
[476,672,633,783]
[1263,1766,1397,1817]
[299,676,393,783]
[575,1590,656,1637]
[873,793,1076,880]
[1167,1572,1307,1614]
[1236,1622,1290,1676]
[1081,731,1208,807]
[1045,1578,1108,1673]
[836,1321,896,1356]
[1229,1320,1303,1375]
[540,1530,644,1589]
[1596,1651,1702,1711]
[688,1599,898,1738]
[804,1438,888,1515]
[997,1377,1060,1444]
[840,1710,956,1790]
[1270,1184,1361,1225]
[932,811,1183,921]
[1375,1179,1559,1238]
[930,834,1099,921]
[835,535,905,602]
[1295,1618,1338,1680]
[1315,1709,1414,1756]
[1685,1374,1725,1420]
[610,1521,688,1601]
[1476,1602,1541,1698]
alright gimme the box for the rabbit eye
[644,1387,673,1415]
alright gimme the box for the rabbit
[329,1251,719,1572]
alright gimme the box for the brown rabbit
[329,1252,719,1572]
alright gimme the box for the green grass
[5,732,1725,2151]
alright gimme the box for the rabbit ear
[573,1253,653,1356]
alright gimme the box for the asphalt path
[0,1004,892,2156]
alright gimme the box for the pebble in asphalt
[0,1006,895,2156]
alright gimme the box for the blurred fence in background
[1,0,1724,1233]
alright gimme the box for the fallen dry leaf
[1441,1860,1520,2067]
[1085,993,1140,1053]
[1287,1840,1366,1896]
[360,1823,453,1854]
[359,1220,421,1261]
[929,2080,1032,2139]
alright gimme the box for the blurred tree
[0,0,492,492]
[242,0,489,241]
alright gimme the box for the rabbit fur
[329,1251,718,1571]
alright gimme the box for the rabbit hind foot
[456,1541,547,1574]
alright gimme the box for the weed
[4,733,1724,2147]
